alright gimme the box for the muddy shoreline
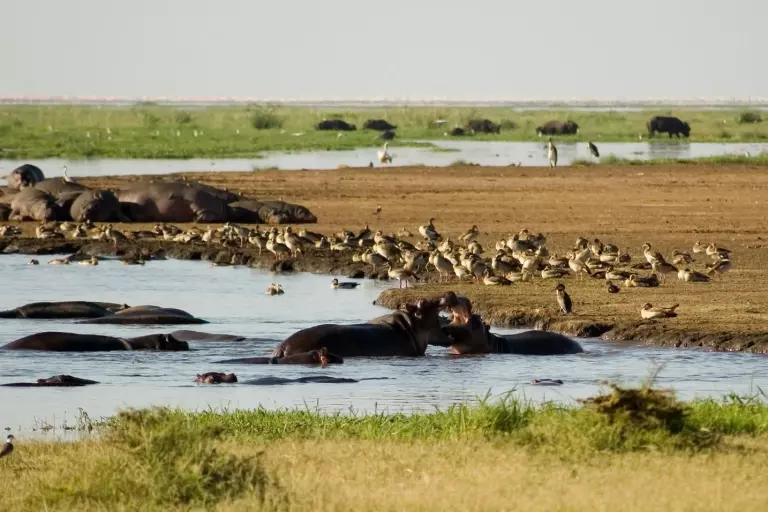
[375,289,768,355]
[2,236,766,354]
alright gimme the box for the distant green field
[0,104,765,159]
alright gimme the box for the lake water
[0,254,766,440]
[0,141,765,181]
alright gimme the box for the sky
[1,0,765,102]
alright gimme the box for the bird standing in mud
[547,138,558,168]
[0,435,14,459]
[641,303,679,320]
[587,141,600,158]
[554,283,573,314]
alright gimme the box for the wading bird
[547,138,558,168]
[554,283,573,314]
[588,141,600,158]
[378,142,393,164]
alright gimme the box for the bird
[331,278,360,289]
[377,142,393,164]
[61,165,76,183]
[28,259,39,265]
[554,283,573,314]
[0,435,14,458]
[459,225,480,243]
[374,205,382,219]
[265,283,284,295]
[587,141,600,158]
[641,303,679,320]
[606,281,620,293]
[547,138,558,168]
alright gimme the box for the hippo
[9,188,58,221]
[438,292,584,355]
[78,305,207,325]
[34,178,90,198]
[243,376,364,385]
[466,119,501,134]
[1,332,188,351]
[169,330,247,342]
[7,164,45,190]
[647,116,690,138]
[228,199,318,224]
[0,203,10,221]
[116,181,229,223]
[536,120,579,136]
[449,127,466,136]
[379,130,396,141]
[315,119,357,131]
[195,372,238,384]
[363,119,397,131]
[1,375,99,387]
[272,297,451,357]
[0,301,126,319]
[70,190,122,222]
[216,347,344,365]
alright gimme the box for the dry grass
[76,163,768,349]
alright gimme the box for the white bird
[62,165,76,183]
[547,138,558,168]
[378,142,393,164]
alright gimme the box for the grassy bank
[2,387,768,511]
[1,105,767,158]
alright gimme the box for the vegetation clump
[738,111,762,124]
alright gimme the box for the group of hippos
[315,115,692,139]
[0,293,583,387]
[0,164,317,224]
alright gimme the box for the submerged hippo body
[116,181,229,223]
[2,375,99,387]
[1,332,188,351]
[0,301,126,319]
[442,319,584,355]
[7,164,45,190]
[78,306,207,325]
[273,298,450,357]
[216,348,344,365]
[169,330,247,342]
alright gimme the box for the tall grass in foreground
[1,387,767,511]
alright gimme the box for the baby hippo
[195,372,238,384]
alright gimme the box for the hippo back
[35,179,89,197]
[116,181,228,223]
[8,164,45,190]
[70,190,121,222]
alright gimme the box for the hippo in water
[169,330,247,342]
[116,181,230,223]
[216,347,343,366]
[2,375,99,387]
[7,164,45,190]
[78,305,208,325]
[1,332,189,351]
[437,292,584,355]
[195,372,238,384]
[0,301,127,319]
[272,297,452,357]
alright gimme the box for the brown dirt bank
[3,162,768,353]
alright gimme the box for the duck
[265,283,285,295]
[28,259,39,265]
[641,303,679,320]
[606,281,620,294]
[554,283,573,314]
[79,256,99,266]
[459,225,480,243]
[331,278,360,289]
[680,268,710,283]
[482,268,512,286]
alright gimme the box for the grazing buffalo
[0,301,126,319]
[116,181,230,223]
[9,188,58,221]
[273,297,452,357]
[78,306,207,325]
[536,120,580,136]
[467,119,501,134]
[227,199,318,224]
[2,375,99,387]
[379,130,396,141]
[363,119,397,131]
[315,119,357,131]
[647,116,690,138]
[7,164,45,190]
[69,190,122,222]
[1,332,188,351]
[449,127,467,136]
[438,292,585,355]
[216,347,343,365]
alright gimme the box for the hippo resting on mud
[2,375,99,387]
[228,199,318,224]
[116,181,230,223]
[78,305,208,325]
[273,297,452,357]
[647,115,690,138]
[438,292,584,355]
[6,164,45,190]
[0,301,127,319]
[216,347,343,365]
[1,332,188,351]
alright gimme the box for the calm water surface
[0,141,765,179]
[0,255,765,439]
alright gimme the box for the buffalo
[466,119,501,134]
[647,116,690,138]
[363,119,396,131]
[315,119,357,131]
[536,120,579,136]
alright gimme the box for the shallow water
[0,255,766,439]
[0,141,765,181]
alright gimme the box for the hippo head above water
[398,297,452,350]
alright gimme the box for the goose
[482,268,512,286]
[79,256,99,266]
[692,241,707,254]
[547,138,558,168]
[459,225,479,243]
[331,278,360,290]
[387,262,416,288]
[681,268,710,283]
[706,258,732,276]
[706,243,732,260]
[377,142,393,164]
[641,303,679,320]
[418,218,441,241]
[554,283,573,314]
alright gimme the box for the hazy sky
[2,0,765,101]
